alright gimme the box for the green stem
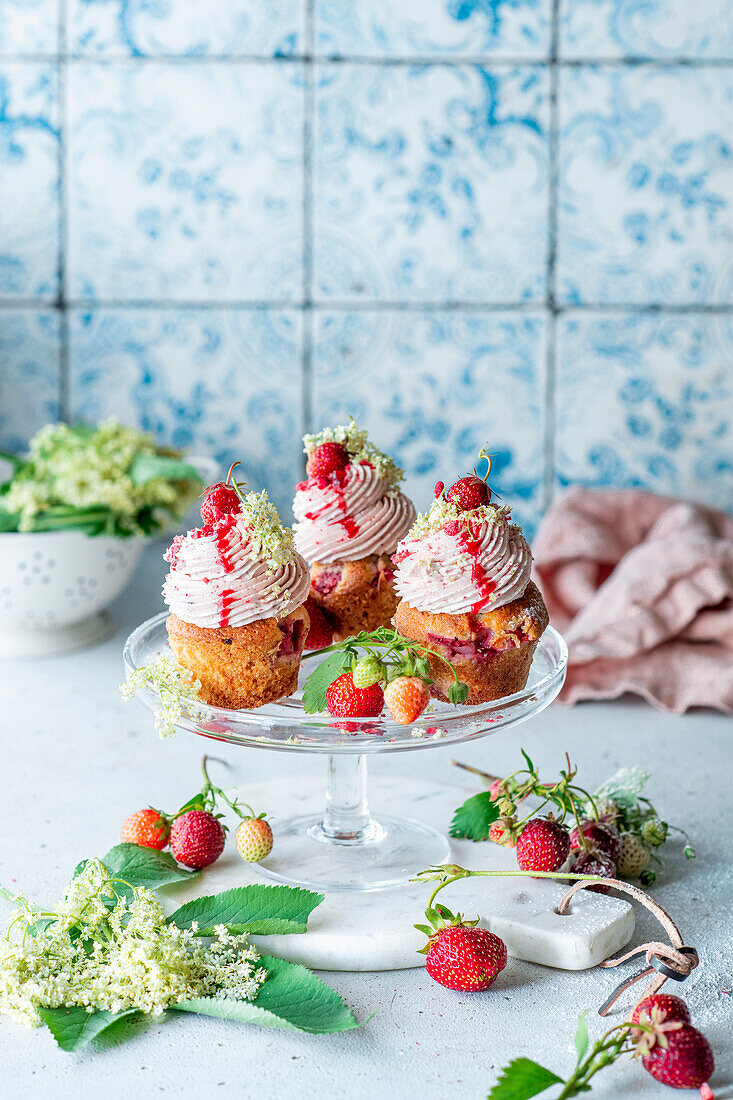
[423,868,606,912]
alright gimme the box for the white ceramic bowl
[0,531,145,657]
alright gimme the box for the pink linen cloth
[532,488,733,713]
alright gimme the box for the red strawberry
[303,596,334,650]
[515,817,570,873]
[235,817,273,863]
[307,442,350,478]
[425,925,507,992]
[641,1024,714,1090]
[570,819,621,861]
[572,850,616,893]
[488,817,517,847]
[200,483,241,525]
[121,808,170,851]
[446,475,490,511]
[631,993,691,1027]
[170,810,225,869]
[326,671,384,718]
[434,480,445,498]
[383,676,430,725]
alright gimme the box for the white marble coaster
[159,776,635,973]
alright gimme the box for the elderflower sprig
[121,655,205,737]
[303,418,404,492]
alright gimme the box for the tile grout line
[4,53,733,67]
[542,0,561,514]
[3,299,733,313]
[300,0,316,457]
[56,0,70,423]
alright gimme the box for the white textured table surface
[1,545,731,1100]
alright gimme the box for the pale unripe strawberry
[235,817,273,863]
[351,656,383,689]
[616,832,651,878]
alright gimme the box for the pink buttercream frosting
[393,504,532,616]
[163,514,310,630]
[293,463,416,564]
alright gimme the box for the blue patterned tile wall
[1,1,732,528]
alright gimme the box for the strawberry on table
[417,904,507,993]
[572,850,616,892]
[121,808,170,851]
[569,819,621,861]
[235,816,273,863]
[170,810,226,869]
[640,1024,714,1090]
[383,675,430,724]
[616,831,652,878]
[631,993,691,1027]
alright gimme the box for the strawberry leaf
[488,1057,563,1099]
[167,883,322,936]
[39,1006,140,1051]
[574,1010,589,1064]
[520,748,535,774]
[449,791,500,840]
[173,955,359,1033]
[302,651,351,714]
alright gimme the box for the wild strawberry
[641,1024,714,1090]
[326,672,384,718]
[425,924,507,992]
[489,817,518,847]
[352,655,384,689]
[200,483,241,525]
[572,850,616,893]
[569,819,621,861]
[617,831,651,878]
[303,596,334,650]
[235,816,273,863]
[383,676,430,724]
[515,817,570,873]
[170,810,225,869]
[121,808,170,851]
[307,441,350,478]
[593,796,620,823]
[631,993,691,1027]
[446,475,490,511]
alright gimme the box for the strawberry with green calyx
[235,813,273,863]
[121,808,170,851]
[416,900,507,992]
[383,676,430,725]
[200,461,247,526]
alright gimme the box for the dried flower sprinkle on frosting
[303,419,404,493]
[393,493,532,615]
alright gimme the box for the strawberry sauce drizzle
[454,524,497,614]
[218,589,236,628]
[212,514,238,574]
[302,467,360,537]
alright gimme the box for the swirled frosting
[393,500,532,615]
[163,512,310,630]
[293,463,416,564]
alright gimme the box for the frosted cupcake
[293,422,416,642]
[163,472,310,709]
[392,474,548,704]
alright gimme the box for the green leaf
[0,508,19,531]
[449,791,500,840]
[173,955,359,1034]
[75,844,198,900]
[594,767,650,810]
[167,884,323,936]
[520,748,535,774]
[38,1006,139,1051]
[488,1058,563,1100]
[574,1010,589,1064]
[129,452,201,486]
[302,650,351,713]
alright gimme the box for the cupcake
[163,473,310,709]
[392,474,548,704]
[293,422,416,642]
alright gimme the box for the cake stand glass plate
[123,612,567,892]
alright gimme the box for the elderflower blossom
[121,654,206,737]
[236,489,299,572]
[3,419,200,535]
[303,418,404,492]
[407,495,511,540]
[0,861,267,1028]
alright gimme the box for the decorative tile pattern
[68,0,304,57]
[558,67,733,305]
[68,308,304,519]
[0,0,58,55]
[316,0,552,59]
[560,0,733,60]
[313,310,547,534]
[315,64,549,303]
[556,312,733,512]
[67,62,304,301]
[0,64,58,299]
[0,310,60,454]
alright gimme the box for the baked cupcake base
[393,581,549,704]
[167,605,309,709]
[309,553,399,641]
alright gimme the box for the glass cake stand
[123,612,567,892]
